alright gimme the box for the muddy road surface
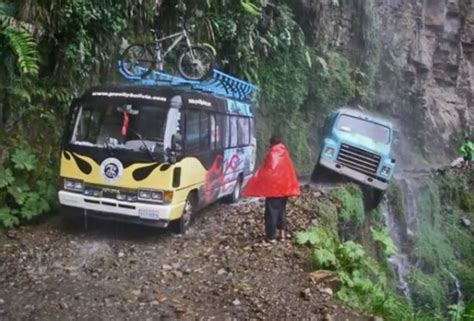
[0,189,367,321]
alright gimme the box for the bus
[312,107,396,204]
[58,84,256,234]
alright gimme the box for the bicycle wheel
[120,44,155,77]
[177,46,214,81]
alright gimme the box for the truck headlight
[324,147,335,158]
[381,166,391,176]
[64,179,84,192]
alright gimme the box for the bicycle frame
[154,28,193,61]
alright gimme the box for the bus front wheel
[171,194,196,235]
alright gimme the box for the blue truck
[312,107,396,202]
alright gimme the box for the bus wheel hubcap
[183,199,192,226]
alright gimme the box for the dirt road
[0,189,367,321]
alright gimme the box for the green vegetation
[2,1,474,319]
[405,173,474,315]
[330,183,365,226]
[0,0,156,227]
[297,174,474,320]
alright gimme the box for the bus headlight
[138,190,152,200]
[64,179,84,192]
[381,166,391,176]
[138,190,169,203]
[151,191,163,201]
[324,147,335,158]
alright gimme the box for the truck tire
[373,189,385,206]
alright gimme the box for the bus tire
[171,193,196,235]
[223,176,242,204]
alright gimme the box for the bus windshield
[336,114,391,144]
[69,102,169,154]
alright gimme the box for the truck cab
[313,107,396,192]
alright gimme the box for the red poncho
[243,143,300,198]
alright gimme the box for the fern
[3,26,39,75]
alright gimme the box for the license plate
[139,209,160,220]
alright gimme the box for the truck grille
[336,144,381,176]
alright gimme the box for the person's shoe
[276,230,286,241]
[264,238,277,245]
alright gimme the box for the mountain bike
[120,17,214,81]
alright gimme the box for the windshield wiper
[128,129,157,162]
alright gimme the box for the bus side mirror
[171,133,183,151]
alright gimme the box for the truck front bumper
[58,190,185,227]
[319,158,388,190]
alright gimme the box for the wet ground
[0,189,368,321]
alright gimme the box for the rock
[162,264,172,271]
[138,291,154,303]
[217,268,226,275]
[323,313,334,321]
[300,288,311,300]
[173,271,183,278]
[183,268,192,274]
[118,251,125,258]
[0,299,5,304]
[232,299,241,306]
[461,217,471,227]
[131,289,141,296]
[174,305,187,314]
[309,270,337,282]
[321,288,333,296]
[310,270,341,292]
[5,230,18,239]
[156,294,167,303]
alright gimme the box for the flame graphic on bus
[204,152,244,203]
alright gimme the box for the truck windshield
[336,114,390,144]
[69,102,168,154]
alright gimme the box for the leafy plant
[371,226,398,257]
[331,183,365,225]
[0,147,56,227]
[295,226,425,320]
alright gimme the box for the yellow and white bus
[58,84,256,233]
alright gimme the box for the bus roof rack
[117,61,257,102]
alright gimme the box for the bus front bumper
[319,158,388,191]
[58,190,184,227]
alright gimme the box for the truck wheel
[311,162,325,182]
[171,194,196,235]
[372,189,385,207]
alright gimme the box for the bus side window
[200,111,210,150]
[185,110,200,153]
[250,118,256,142]
[223,116,230,148]
[230,116,238,147]
[237,117,250,146]
[211,114,223,150]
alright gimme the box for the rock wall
[288,0,474,165]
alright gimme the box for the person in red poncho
[242,134,300,242]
